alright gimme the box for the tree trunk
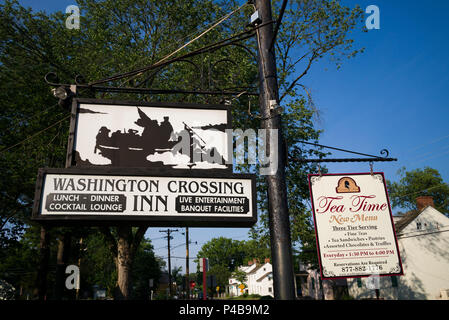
[115,226,133,300]
[55,232,71,300]
[100,225,148,300]
[35,226,50,300]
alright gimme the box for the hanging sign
[67,98,231,171]
[32,168,256,227]
[308,172,403,279]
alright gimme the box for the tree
[0,0,255,299]
[0,0,365,299]
[387,167,449,216]
[196,237,271,291]
[169,266,183,297]
[231,269,248,292]
[130,238,162,300]
[196,237,247,291]
[0,225,41,299]
[81,230,117,297]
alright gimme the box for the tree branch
[280,51,317,102]
[0,210,19,230]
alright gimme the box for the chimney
[416,196,434,211]
[248,260,253,266]
[264,258,270,264]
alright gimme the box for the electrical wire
[4,103,60,132]
[116,5,249,84]
[413,149,449,164]
[151,3,248,67]
[90,2,249,86]
[407,133,449,153]
[390,184,447,199]
[0,114,70,154]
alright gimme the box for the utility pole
[159,229,178,297]
[185,227,190,299]
[254,0,296,300]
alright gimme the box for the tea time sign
[308,172,403,279]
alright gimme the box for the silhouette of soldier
[160,116,174,146]
[95,126,111,153]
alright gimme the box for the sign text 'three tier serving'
[308,172,403,279]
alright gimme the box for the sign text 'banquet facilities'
[33,168,256,227]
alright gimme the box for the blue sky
[13,0,449,273]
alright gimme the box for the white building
[347,196,449,300]
[228,258,274,298]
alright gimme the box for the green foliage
[81,231,117,297]
[0,225,41,299]
[0,0,365,297]
[130,238,162,299]
[197,237,270,290]
[232,269,247,284]
[387,167,449,216]
[0,0,254,299]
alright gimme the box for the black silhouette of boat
[90,108,226,168]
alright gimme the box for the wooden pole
[254,0,296,300]
[202,258,207,300]
[185,227,190,299]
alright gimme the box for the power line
[5,103,60,132]
[390,184,447,199]
[158,256,199,260]
[159,228,180,296]
[413,149,449,164]
[0,114,70,154]
[89,3,249,86]
[153,3,248,66]
[89,29,256,86]
[406,133,449,153]
[114,4,248,86]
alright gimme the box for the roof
[247,262,271,275]
[247,264,264,275]
[394,209,421,233]
[256,271,272,282]
[393,204,446,233]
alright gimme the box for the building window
[268,287,272,293]
[357,278,362,288]
[416,221,422,230]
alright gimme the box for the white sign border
[308,172,404,280]
[32,167,257,228]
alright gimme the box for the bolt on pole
[254,0,296,300]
